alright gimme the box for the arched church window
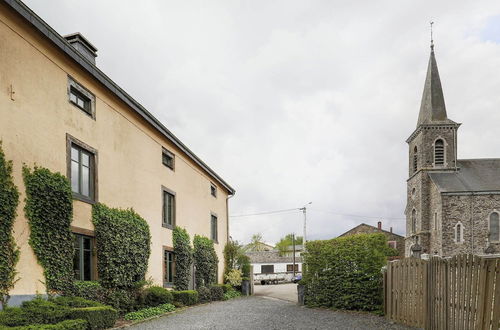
[411,209,417,233]
[434,139,445,166]
[490,212,500,242]
[413,147,418,173]
[454,222,464,243]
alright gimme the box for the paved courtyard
[253,283,298,303]
[129,296,413,330]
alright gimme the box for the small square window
[68,77,95,118]
[162,149,175,170]
[210,183,217,198]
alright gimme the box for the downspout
[226,192,236,244]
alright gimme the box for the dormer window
[434,139,445,166]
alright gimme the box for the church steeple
[416,43,453,126]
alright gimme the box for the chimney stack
[390,227,393,233]
[377,221,382,230]
[64,33,98,64]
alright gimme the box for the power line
[229,208,300,218]
[229,207,405,220]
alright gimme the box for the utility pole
[300,202,312,246]
[292,232,296,277]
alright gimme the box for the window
[388,241,397,249]
[162,189,175,229]
[413,146,418,173]
[490,212,500,242]
[162,149,174,170]
[211,214,218,242]
[261,265,274,274]
[434,139,445,166]
[411,209,417,234]
[210,183,217,198]
[68,77,95,118]
[454,222,464,243]
[286,264,299,272]
[164,249,174,286]
[73,234,93,281]
[69,140,96,202]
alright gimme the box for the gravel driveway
[129,296,413,330]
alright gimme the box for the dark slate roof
[3,0,235,194]
[246,251,303,264]
[417,45,456,126]
[429,159,500,193]
[338,223,404,239]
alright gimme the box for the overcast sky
[24,0,500,245]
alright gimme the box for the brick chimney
[377,221,382,230]
[64,33,98,64]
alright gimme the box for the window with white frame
[454,222,464,243]
[490,212,500,242]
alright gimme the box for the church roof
[429,159,500,193]
[417,45,456,126]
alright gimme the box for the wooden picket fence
[384,254,500,329]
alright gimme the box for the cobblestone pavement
[129,296,415,330]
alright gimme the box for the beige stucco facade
[0,2,233,298]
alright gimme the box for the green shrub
[6,319,88,330]
[68,306,118,330]
[92,203,151,289]
[209,285,224,301]
[124,303,175,321]
[193,236,218,288]
[196,287,211,303]
[23,166,74,293]
[140,286,173,307]
[172,227,192,291]
[102,288,137,314]
[172,291,198,306]
[50,297,103,308]
[303,233,389,312]
[223,289,241,301]
[71,282,105,303]
[224,269,242,287]
[0,299,70,326]
[0,143,20,309]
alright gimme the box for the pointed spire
[417,42,451,126]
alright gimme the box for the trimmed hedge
[92,203,151,289]
[171,291,198,306]
[196,287,211,303]
[23,166,74,293]
[5,319,88,330]
[124,303,175,321]
[303,233,391,312]
[209,285,224,301]
[140,286,173,308]
[50,297,103,308]
[0,143,20,309]
[68,306,118,330]
[71,282,105,303]
[172,227,192,291]
[193,236,218,288]
[0,299,70,327]
[223,289,241,301]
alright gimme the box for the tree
[173,226,193,290]
[275,234,303,256]
[244,233,267,252]
[223,240,242,278]
[193,235,218,288]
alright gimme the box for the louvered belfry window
[413,147,418,173]
[434,139,445,166]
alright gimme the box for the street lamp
[300,202,312,245]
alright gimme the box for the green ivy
[0,143,20,309]
[193,235,218,288]
[172,227,192,291]
[303,233,390,312]
[92,203,151,289]
[23,166,74,294]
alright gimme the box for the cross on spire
[430,21,434,51]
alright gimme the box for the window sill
[73,193,96,205]
[163,283,174,289]
[69,101,94,119]
[162,224,174,230]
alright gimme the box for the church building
[405,42,500,257]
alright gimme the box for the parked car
[292,274,302,283]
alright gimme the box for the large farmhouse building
[0,0,234,304]
[405,42,500,257]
